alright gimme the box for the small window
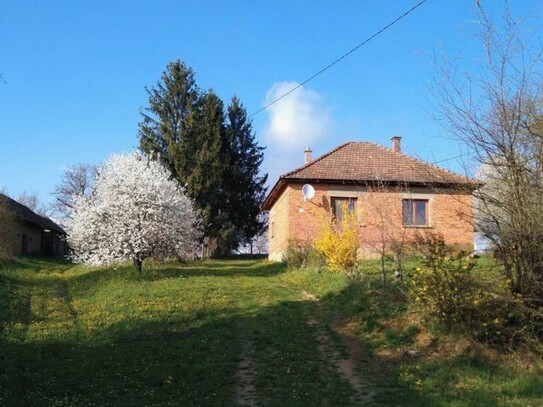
[403,199,428,226]
[270,221,275,238]
[331,197,357,221]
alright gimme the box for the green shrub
[470,294,543,350]
[306,247,326,270]
[284,240,325,270]
[408,253,477,327]
[409,233,543,352]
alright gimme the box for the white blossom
[66,153,200,271]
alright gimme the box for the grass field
[0,257,541,406]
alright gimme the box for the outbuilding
[1,193,67,257]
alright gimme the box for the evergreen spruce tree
[226,97,268,250]
[139,60,199,180]
[188,90,235,257]
[138,61,268,257]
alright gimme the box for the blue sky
[1,0,542,205]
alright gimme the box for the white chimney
[391,136,401,153]
[304,147,313,164]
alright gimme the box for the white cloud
[261,81,331,185]
[263,81,330,149]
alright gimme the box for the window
[403,199,428,226]
[331,197,357,220]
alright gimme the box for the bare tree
[252,229,269,255]
[52,163,97,219]
[249,213,268,254]
[16,191,49,217]
[363,181,409,287]
[432,2,543,298]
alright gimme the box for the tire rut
[302,290,378,405]
[235,323,257,406]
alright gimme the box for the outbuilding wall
[15,221,43,255]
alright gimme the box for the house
[261,137,480,261]
[1,193,67,257]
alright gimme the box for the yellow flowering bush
[314,205,359,272]
[409,254,477,326]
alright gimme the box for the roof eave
[261,177,481,210]
[283,176,480,187]
[261,178,287,211]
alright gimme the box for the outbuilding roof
[1,193,66,235]
[262,141,479,210]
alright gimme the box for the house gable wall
[268,187,290,261]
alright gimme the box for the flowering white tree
[66,153,200,272]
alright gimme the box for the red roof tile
[262,141,479,210]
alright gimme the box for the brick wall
[267,182,474,260]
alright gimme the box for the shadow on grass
[0,256,73,272]
[0,300,401,406]
[0,274,32,333]
[2,261,541,406]
[0,281,428,406]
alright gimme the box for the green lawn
[0,258,541,406]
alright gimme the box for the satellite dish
[302,184,315,202]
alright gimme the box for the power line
[432,153,470,164]
[403,145,471,166]
[178,146,468,172]
[178,157,292,171]
[249,0,430,118]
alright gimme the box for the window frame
[402,198,429,226]
[331,197,357,221]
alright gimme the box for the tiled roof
[262,141,479,210]
[284,142,475,184]
[1,194,66,235]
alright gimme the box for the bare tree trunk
[380,250,386,288]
